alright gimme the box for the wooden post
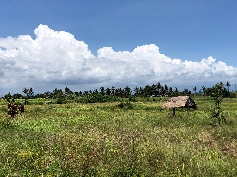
[187,106,190,116]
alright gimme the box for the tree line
[3,81,235,103]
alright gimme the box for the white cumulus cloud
[0,24,237,95]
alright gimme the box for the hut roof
[162,96,197,109]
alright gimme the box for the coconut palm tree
[226,81,230,96]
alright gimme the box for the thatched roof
[162,96,197,109]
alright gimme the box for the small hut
[162,96,197,116]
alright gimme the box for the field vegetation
[1,94,237,176]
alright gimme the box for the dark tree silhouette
[193,86,197,94]
[134,86,139,96]
[156,82,162,95]
[226,81,230,96]
[105,87,111,96]
[23,88,29,96]
[124,86,131,97]
[28,87,34,98]
[100,87,105,95]
[168,87,173,96]
[202,86,206,96]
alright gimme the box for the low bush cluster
[117,101,134,109]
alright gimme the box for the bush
[56,98,67,104]
[128,96,136,102]
[210,82,226,124]
[75,97,87,103]
[117,102,134,109]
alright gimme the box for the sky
[0,0,237,96]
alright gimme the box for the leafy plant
[210,82,226,124]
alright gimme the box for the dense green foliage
[4,81,236,103]
[0,96,237,176]
[210,83,226,124]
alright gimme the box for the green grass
[0,97,237,176]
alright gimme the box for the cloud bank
[0,24,237,94]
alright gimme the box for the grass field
[1,96,237,176]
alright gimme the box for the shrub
[117,102,134,109]
[56,98,66,104]
[210,82,226,124]
[75,97,87,103]
[128,96,136,102]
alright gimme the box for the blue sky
[0,0,237,95]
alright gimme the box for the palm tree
[193,86,197,94]
[182,88,189,96]
[164,84,168,94]
[168,87,173,96]
[28,87,34,98]
[202,86,206,96]
[160,86,165,96]
[150,84,157,96]
[100,87,105,95]
[124,86,131,97]
[115,88,123,97]
[44,91,51,98]
[139,87,144,97]
[64,87,72,96]
[144,85,152,97]
[156,82,162,95]
[174,87,179,96]
[111,86,115,96]
[23,87,29,96]
[134,86,139,96]
[93,89,98,94]
[105,87,111,95]
[226,81,230,96]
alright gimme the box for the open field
[1,96,237,176]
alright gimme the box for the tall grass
[0,98,237,176]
